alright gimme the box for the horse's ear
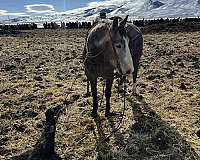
[119,15,129,28]
[112,17,118,31]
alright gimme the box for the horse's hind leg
[105,78,114,117]
[132,49,142,95]
[85,80,90,97]
[132,63,138,95]
[90,79,98,118]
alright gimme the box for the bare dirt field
[0,29,199,160]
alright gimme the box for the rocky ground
[0,29,199,160]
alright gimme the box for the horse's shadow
[93,116,112,159]
[94,94,200,160]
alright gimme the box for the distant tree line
[133,17,200,27]
[43,21,92,29]
[43,22,59,29]
[0,17,200,31]
[0,23,37,30]
[184,17,200,22]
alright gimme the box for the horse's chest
[84,59,114,79]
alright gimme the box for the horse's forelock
[118,26,127,37]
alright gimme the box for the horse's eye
[116,44,121,48]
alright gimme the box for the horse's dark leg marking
[90,79,98,118]
[86,80,90,97]
[132,53,140,83]
[105,78,114,117]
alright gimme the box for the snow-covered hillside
[1,0,200,25]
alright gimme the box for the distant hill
[1,0,200,26]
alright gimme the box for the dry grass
[0,29,199,160]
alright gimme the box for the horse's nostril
[126,70,131,74]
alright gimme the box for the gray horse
[83,16,134,118]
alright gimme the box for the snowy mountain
[1,0,200,25]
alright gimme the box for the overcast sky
[0,0,101,20]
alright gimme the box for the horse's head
[110,15,134,75]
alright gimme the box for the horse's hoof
[91,111,98,118]
[105,112,117,118]
[84,92,90,98]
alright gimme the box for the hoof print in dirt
[180,82,187,90]
[34,76,43,81]
[50,48,55,51]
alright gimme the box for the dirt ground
[0,29,199,160]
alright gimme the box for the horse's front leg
[90,79,98,118]
[132,51,142,96]
[85,80,90,97]
[105,78,114,117]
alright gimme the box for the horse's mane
[86,19,110,39]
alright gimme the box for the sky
[0,0,101,20]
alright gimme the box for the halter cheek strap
[108,26,122,74]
